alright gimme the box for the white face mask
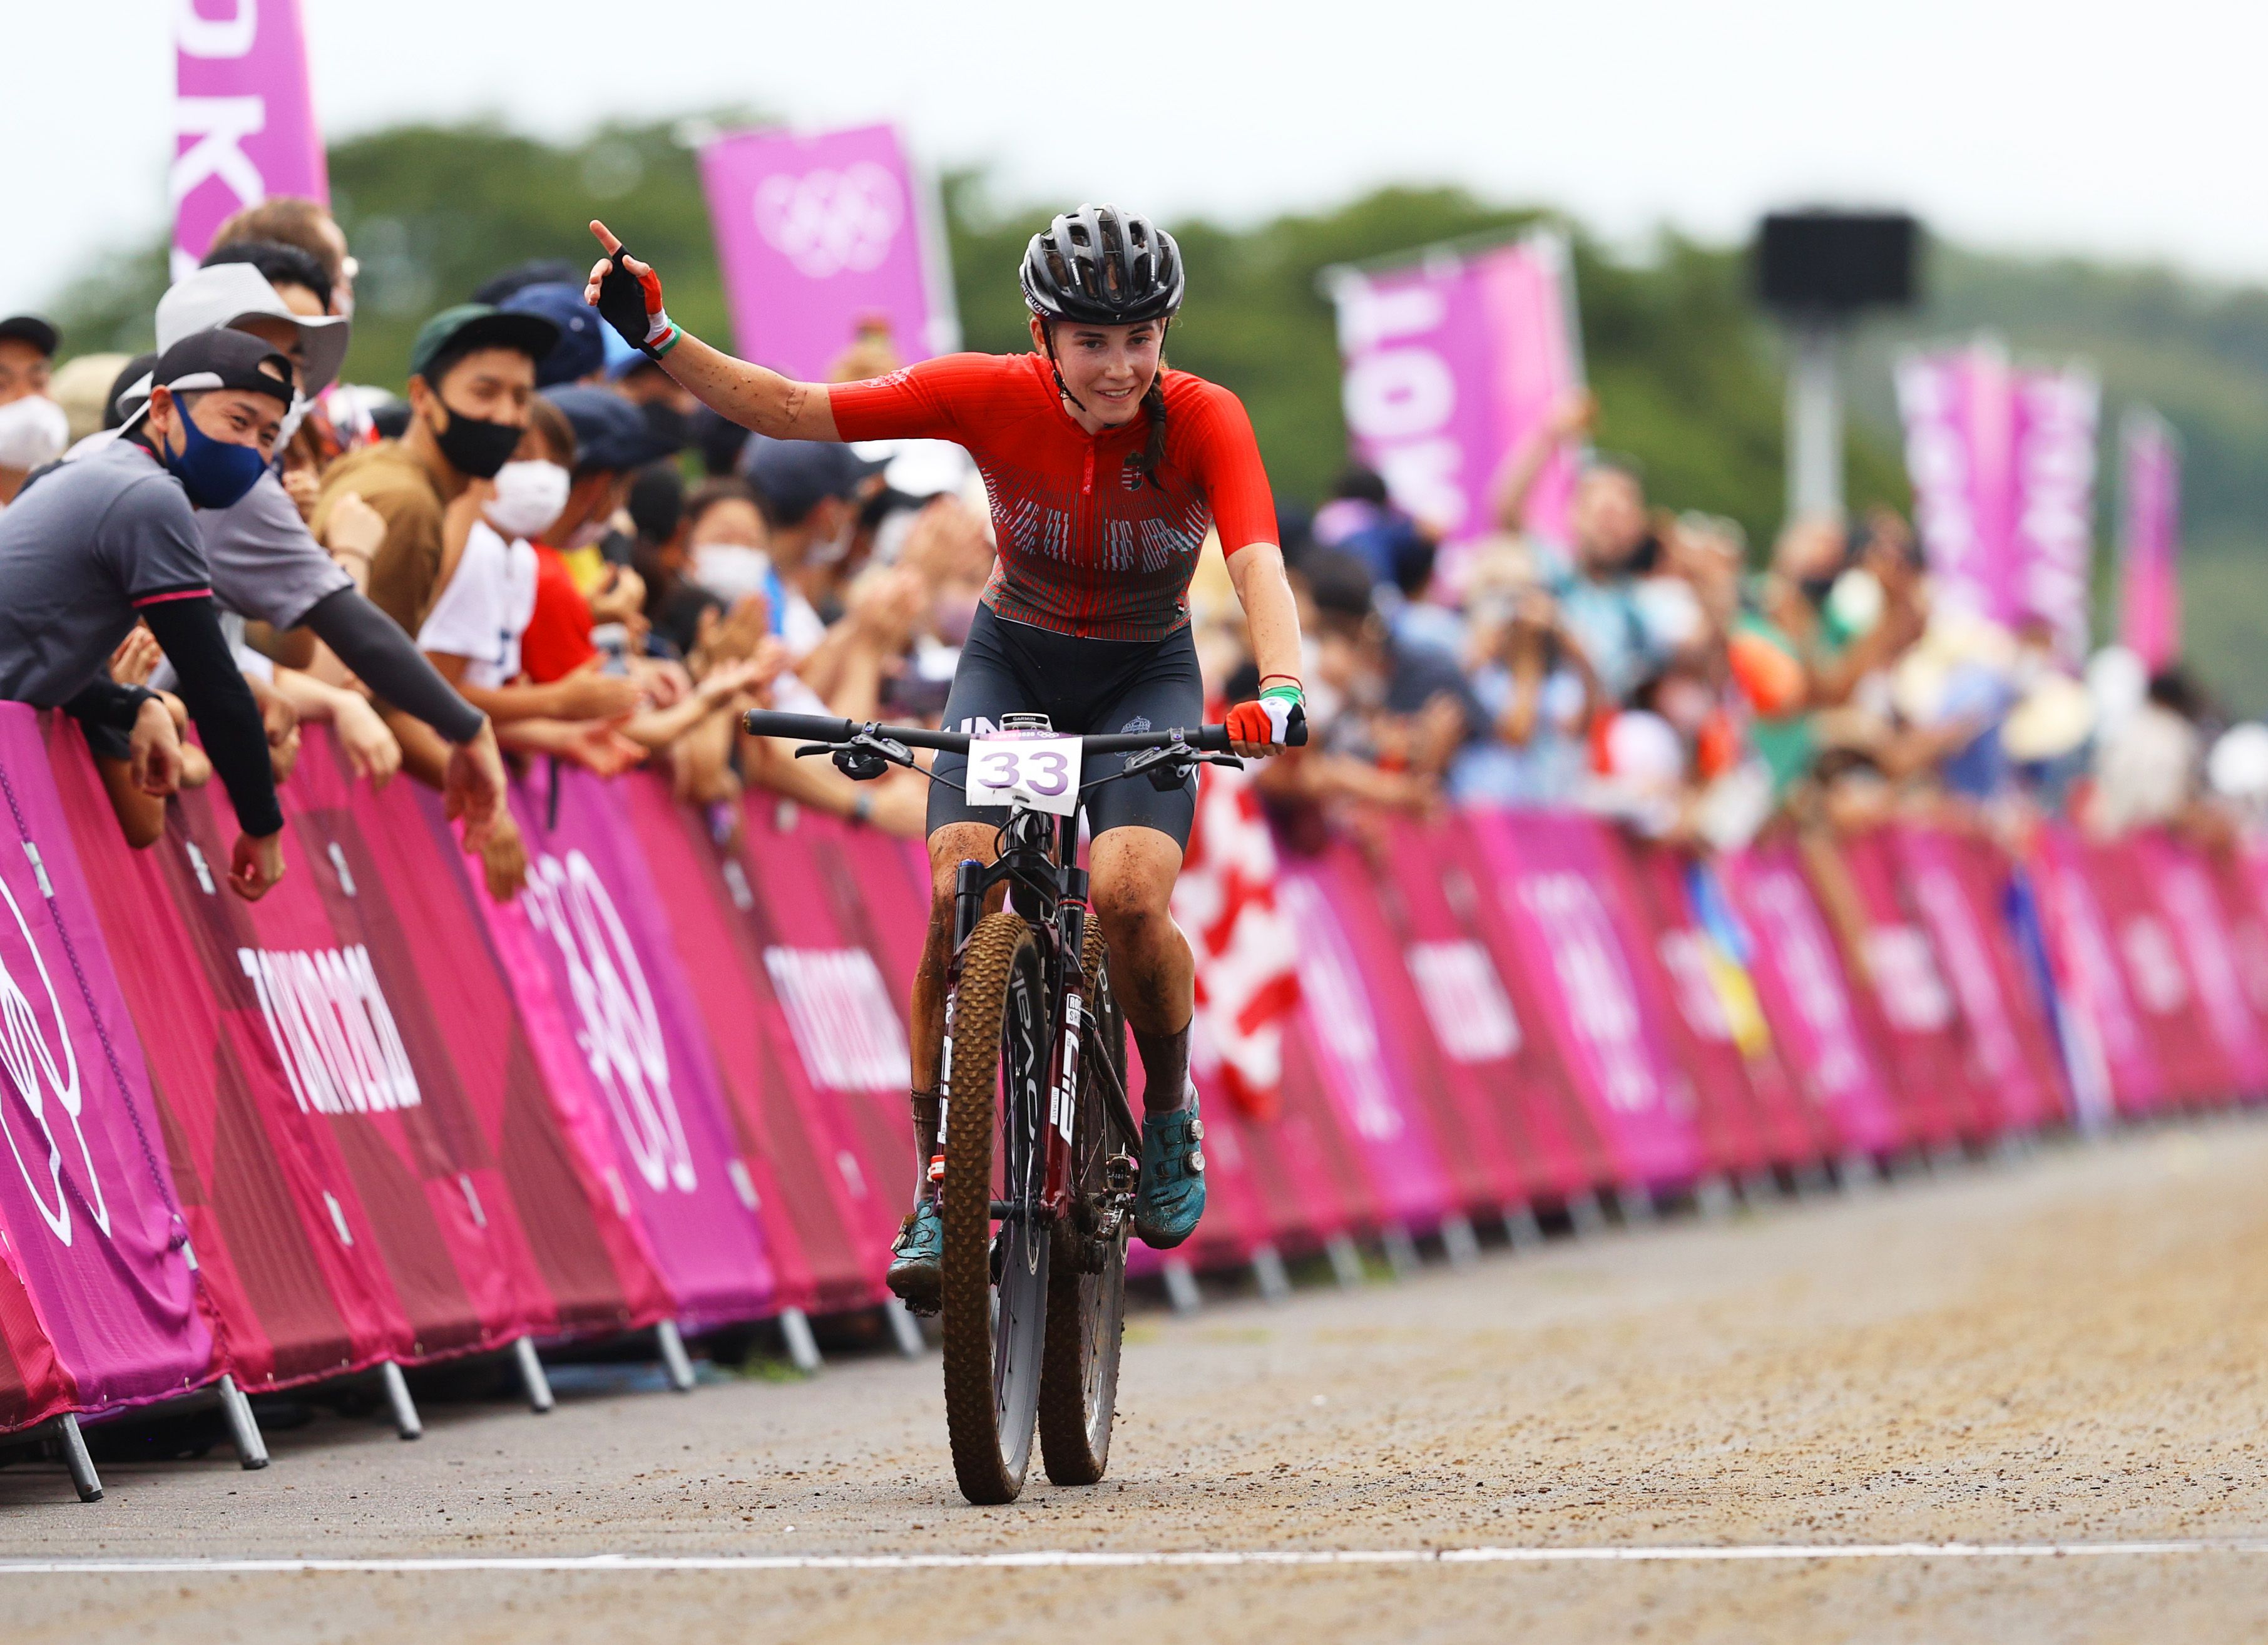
[483,459,571,540]
[0,395,69,471]
[692,541,775,603]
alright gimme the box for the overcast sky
[10,0,2267,324]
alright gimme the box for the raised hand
[585,221,680,357]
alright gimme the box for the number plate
[964,736,1082,816]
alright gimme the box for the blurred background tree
[43,115,2268,707]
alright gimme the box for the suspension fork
[1044,864,1091,1217]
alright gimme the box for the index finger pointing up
[589,220,623,255]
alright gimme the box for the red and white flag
[1172,747,1300,1120]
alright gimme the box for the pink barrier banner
[1887,827,2069,1131]
[1612,840,1820,1174]
[1277,858,1458,1230]
[1721,844,1905,1156]
[2119,408,2182,670]
[2128,833,2264,1099]
[1329,232,1583,548]
[2028,826,2165,1115]
[1897,340,2099,653]
[1304,836,1528,1217]
[698,122,957,382]
[1375,816,1599,1203]
[1467,813,1703,1189]
[0,710,212,1421]
[1824,832,1985,1143]
[478,767,777,1331]
[172,0,329,280]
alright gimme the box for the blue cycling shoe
[886,1198,942,1314]
[1135,1090,1207,1249]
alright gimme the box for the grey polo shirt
[0,439,214,706]
[198,469,354,628]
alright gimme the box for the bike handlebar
[738,710,1307,754]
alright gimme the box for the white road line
[4,1540,2267,1576]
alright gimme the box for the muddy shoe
[1135,1092,1207,1249]
[887,1199,942,1314]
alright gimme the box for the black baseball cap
[738,435,888,522]
[543,385,678,474]
[407,302,560,384]
[152,328,295,405]
[0,315,59,356]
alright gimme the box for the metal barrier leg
[1250,1243,1292,1304]
[882,1298,925,1358]
[655,1320,697,1391]
[513,1339,554,1414]
[1739,1171,1779,1207]
[1502,1204,1544,1249]
[778,1308,823,1375]
[1160,1259,1202,1315]
[1838,1152,1879,1192]
[217,1374,268,1468]
[379,1362,422,1440]
[1695,1177,1735,1220]
[1566,1192,1608,1239]
[1614,1187,1657,1227]
[1324,1234,1366,1289]
[1439,1214,1481,1268]
[54,1415,101,1503]
[1380,1223,1420,1278]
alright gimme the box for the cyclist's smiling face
[1030,315,1162,429]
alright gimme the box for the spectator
[499,282,609,389]
[2092,667,2205,835]
[207,195,353,316]
[149,262,508,845]
[314,302,558,635]
[48,350,126,451]
[740,436,887,654]
[0,314,66,506]
[0,331,290,892]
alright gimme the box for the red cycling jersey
[828,351,1276,643]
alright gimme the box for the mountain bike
[739,708,1275,1504]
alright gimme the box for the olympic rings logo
[0,871,109,1247]
[523,851,697,1196]
[752,162,904,279]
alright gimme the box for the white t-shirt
[417,519,538,689]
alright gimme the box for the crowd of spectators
[0,202,2256,894]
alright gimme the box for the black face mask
[429,401,523,481]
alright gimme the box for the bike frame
[939,797,1137,1227]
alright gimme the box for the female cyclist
[583,205,1306,1309]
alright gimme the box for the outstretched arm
[584,221,840,441]
[1223,541,1307,759]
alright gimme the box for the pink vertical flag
[1328,232,1585,551]
[172,0,329,279]
[698,123,958,383]
[2118,408,2182,669]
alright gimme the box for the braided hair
[1124,327,1170,491]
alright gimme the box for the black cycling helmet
[1021,205,1184,325]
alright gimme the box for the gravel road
[9,1119,2268,1644]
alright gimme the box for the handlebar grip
[1187,715,1310,752]
[740,709,860,744]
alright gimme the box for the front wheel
[1038,920,1132,1486]
[939,911,1051,1505]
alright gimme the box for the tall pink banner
[1330,232,1583,548]
[698,122,957,382]
[2119,409,2182,669]
[1898,340,2098,653]
[173,0,329,279]
[0,710,212,1418]
[2010,362,2100,659]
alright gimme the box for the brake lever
[1125,741,1244,793]
[794,730,915,782]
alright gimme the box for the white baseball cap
[154,262,351,397]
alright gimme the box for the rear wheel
[1038,921,1131,1486]
[939,911,1051,1505]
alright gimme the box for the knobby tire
[941,911,1050,1504]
